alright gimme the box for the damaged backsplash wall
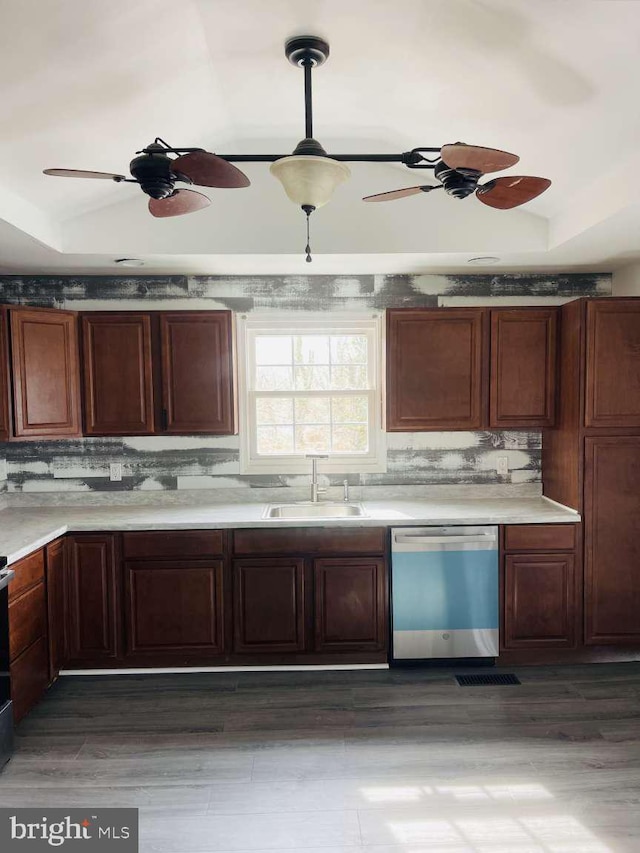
[0,272,611,495]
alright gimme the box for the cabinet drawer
[504,524,577,552]
[233,528,386,556]
[9,582,47,662]
[122,531,225,559]
[8,549,45,602]
[10,635,49,723]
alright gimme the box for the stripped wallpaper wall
[0,272,611,495]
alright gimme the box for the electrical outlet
[109,463,122,482]
[496,456,509,476]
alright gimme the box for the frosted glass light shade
[270,155,351,209]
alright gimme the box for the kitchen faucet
[306,454,328,502]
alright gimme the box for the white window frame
[237,312,387,475]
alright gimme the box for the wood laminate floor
[1,663,640,852]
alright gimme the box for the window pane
[330,335,368,364]
[331,365,368,390]
[257,425,294,454]
[295,397,330,424]
[332,424,368,452]
[332,395,368,423]
[255,336,292,365]
[294,366,330,390]
[293,335,330,365]
[256,366,294,391]
[295,425,330,453]
[256,397,293,425]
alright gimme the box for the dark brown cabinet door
[314,558,386,651]
[46,538,67,681]
[585,300,640,428]
[233,558,305,653]
[9,581,46,662]
[0,307,9,441]
[10,307,81,438]
[124,560,224,656]
[10,636,49,723]
[387,308,486,430]
[490,308,557,428]
[82,313,154,435]
[160,312,236,434]
[503,553,576,649]
[67,534,120,662]
[585,436,640,644]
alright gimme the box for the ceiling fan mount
[284,35,330,67]
[42,35,552,252]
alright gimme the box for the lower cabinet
[584,436,640,644]
[61,529,388,667]
[314,558,386,651]
[67,534,120,663]
[8,549,50,722]
[46,538,67,680]
[232,558,306,653]
[10,637,49,724]
[503,553,576,649]
[125,560,224,657]
[501,523,581,655]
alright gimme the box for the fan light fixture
[268,38,352,261]
[43,34,551,262]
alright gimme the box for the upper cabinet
[585,299,640,428]
[489,308,557,428]
[81,311,236,436]
[387,308,486,431]
[387,307,558,431]
[82,313,155,435]
[160,313,235,434]
[8,307,81,439]
[0,309,9,441]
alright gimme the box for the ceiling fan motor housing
[435,161,481,199]
[129,146,184,199]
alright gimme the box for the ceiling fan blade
[171,151,250,188]
[43,168,126,181]
[363,185,439,202]
[148,188,211,218]
[476,176,551,209]
[441,144,519,174]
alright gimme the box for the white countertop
[0,497,580,566]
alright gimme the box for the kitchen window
[237,314,386,474]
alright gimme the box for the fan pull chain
[302,204,315,263]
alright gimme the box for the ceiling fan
[43,140,251,217]
[43,35,551,256]
[362,144,551,209]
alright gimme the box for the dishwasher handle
[393,533,497,546]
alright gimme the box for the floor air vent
[456,673,521,687]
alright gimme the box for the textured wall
[0,272,611,494]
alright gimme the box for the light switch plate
[109,463,123,482]
[496,456,509,476]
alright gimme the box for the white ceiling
[1,0,639,275]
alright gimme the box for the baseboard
[60,663,390,675]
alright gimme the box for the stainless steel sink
[263,502,368,519]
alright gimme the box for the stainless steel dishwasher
[391,526,499,661]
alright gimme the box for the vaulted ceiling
[1,0,639,275]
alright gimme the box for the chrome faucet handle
[343,479,349,502]
[305,454,329,459]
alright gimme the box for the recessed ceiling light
[114,258,145,267]
[467,256,500,265]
